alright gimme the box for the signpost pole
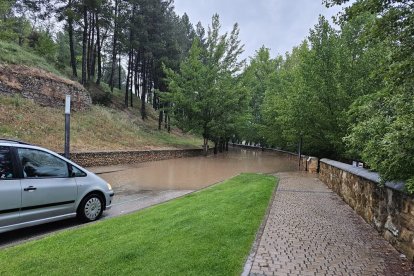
[64,95,71,159]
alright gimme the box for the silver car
[0,139,114,234]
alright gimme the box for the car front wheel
[77,194,104,222]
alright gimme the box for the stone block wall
[319,159,414,260]
[69,148,206,167]
[0,65,92,111]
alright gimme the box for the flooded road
[0,147,297,249]
[92,148,298,194]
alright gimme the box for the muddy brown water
[90,148,298,194]
[0,148,297,249]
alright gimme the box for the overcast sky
[173,0,350,60]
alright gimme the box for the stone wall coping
[320,158,406,193]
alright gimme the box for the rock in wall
[0,65,91,111]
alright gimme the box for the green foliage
[345,87,414,192]
[0,15,31,44]
[254,16,372,157]
[0,41,62,76]
[241,13,389,162]
[165,15,247,148]
[326,0,414,192]
[0,173,276,275]
[86,82,114,106]
[27,30,57,62]
[238,47,277,145]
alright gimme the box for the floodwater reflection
[92,148,298,193]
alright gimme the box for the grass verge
[0,173,276,275]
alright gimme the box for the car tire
[77,194,104,222]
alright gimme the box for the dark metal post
[64,95,71,159]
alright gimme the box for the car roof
[0,139,84,169]
[0,138,32,146]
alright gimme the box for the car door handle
[24,186,37,191]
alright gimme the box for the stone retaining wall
[69,148,206,167]
[0,65,92,111]
[319,159,414,260]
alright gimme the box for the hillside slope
[0,42,202,152]
[0,95,202,152]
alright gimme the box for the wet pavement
[0,148,296,249]
[246,172,413,276]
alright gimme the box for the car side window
[71,165,87,177]
[17,148,69,178]
[0,146,15,179]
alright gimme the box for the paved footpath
[247,172,413,276]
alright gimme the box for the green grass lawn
[0,173,276,276]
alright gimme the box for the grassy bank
[0,173,276,275]
[0,95,202,152]
[0,41,62,76]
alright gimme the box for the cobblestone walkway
[248,172,412,276]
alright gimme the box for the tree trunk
[91,42,97,78]
[164,108,168,129]
[153,94,158,110]
[214,140,218,155]
[95,12,102,85]
[87,11,92,81]
[130,50,134,107]
[219,138,224,153]
[152,83,157,110]
[158,109,163,130]
[81,5,88,85]
[141,58,147,120]
[149,73,153,105]
[125,48,132,108]
[68,0,77,78]
[109,0,119,92]
[90,12,96,79]
[118,57,122,90]
[167,114,171,133]
[134,51,139,97]
[203,137,209,156]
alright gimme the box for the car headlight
[107,183,113,190]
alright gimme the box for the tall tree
[165,15,246,154]
[109,0,118,91]
[67,0,78,77]
[81,2,88,84]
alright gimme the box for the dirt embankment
[0,65,91,111]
